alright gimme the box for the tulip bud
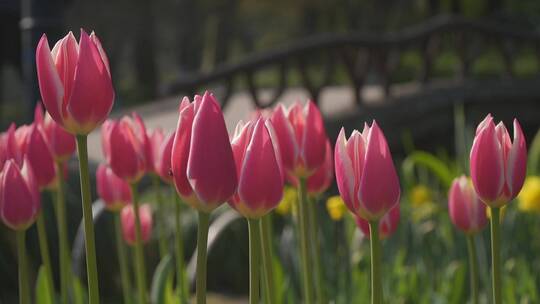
[21,124,57,189]
[101,114,147,183]
[0,124,22,167]
[155,132,175,184]
[448,176,488,234]
[307,140,333,196]
[229,118,284,218]
[0,159,41,230]
[36,30,114,135]
[121,204,153,245]
[34,104,76,162]
[171,92,238,212]
[96,164,132,212]
[334,121,400,221]
[470,115,527,207]
[148,128,164,174]
[270,101,327,179]
[356,205,400,240]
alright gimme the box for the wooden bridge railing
[164,15,540,109]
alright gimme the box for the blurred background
[1,0,540,303]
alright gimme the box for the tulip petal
[334,128,357,213]
[67,30,114,133]
[187,93,238,206]
[302,101,327,173]
[470,118,505,204]
[506,119,527,199]
[270,104,298,174]
[25,124,56,189]
[172,102,195,200]
[89,32,111,76]
[358,121,400,220]
[36,34,65,125]
[55,32,79,112]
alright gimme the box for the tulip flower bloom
[448,176,488,234]
[470,115,527,207]
[356,205,400,240]
[0,158,41,304]
[34,104,76,162]
[148,128,164,174]
[229,118,283,218]
[171,92,238,212]
[335,121,399,304]
[96,164,132,211]
[0,124,22,167]
[307,140,333,196]
[0,159,40,230]
[335,122,401,221]
[470,115,527,304]
[19,124,57,190]
[121,204,153,245]
[270,101,327,179]
[171,92,237,304]
[101,114,148,183]
[36,30,114,135]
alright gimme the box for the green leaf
[35,265,52,304]
[151,254,175,304]
[72,277,88,304]
[402,151,456,189]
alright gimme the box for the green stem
[196,211,210,304]
[260,214,275,304]
[115,213,132,304]
[490,207,502,304]
[297,178,313,303]
[369,220,382,304]
[152,176,168,258]
[466,235,479,304]
[54,161,72,304]
[76,135,100,304]
[248,218,261,304]
[129,182,148,304]
[17,230,29,304]
[174,194,188,302]
[37,212,55,303]
[307,197,325,304]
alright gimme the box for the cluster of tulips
[0,29,528,304]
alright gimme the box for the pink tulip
[34,104,76,162]
[0,159,41,230]
[334,121,400,221]
[307,140,333,196]
[229,118,283,218]
[96,164,132,212]
[148,128,164,173]
[171,92,238,212]
[470,115,527,207]
[121,204,153,245]
[356,205,400,240]
[0,124,22,167]
[20,124,57,189]
[36,30,114,135]
[270,101,327,179]
[448,176,488,234]
[101,114,147,183]
[155,132,174,184]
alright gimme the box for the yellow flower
[275,186,297,216]
[326,195,347,221]
[518,176,540,213]
[409,185,432,208]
